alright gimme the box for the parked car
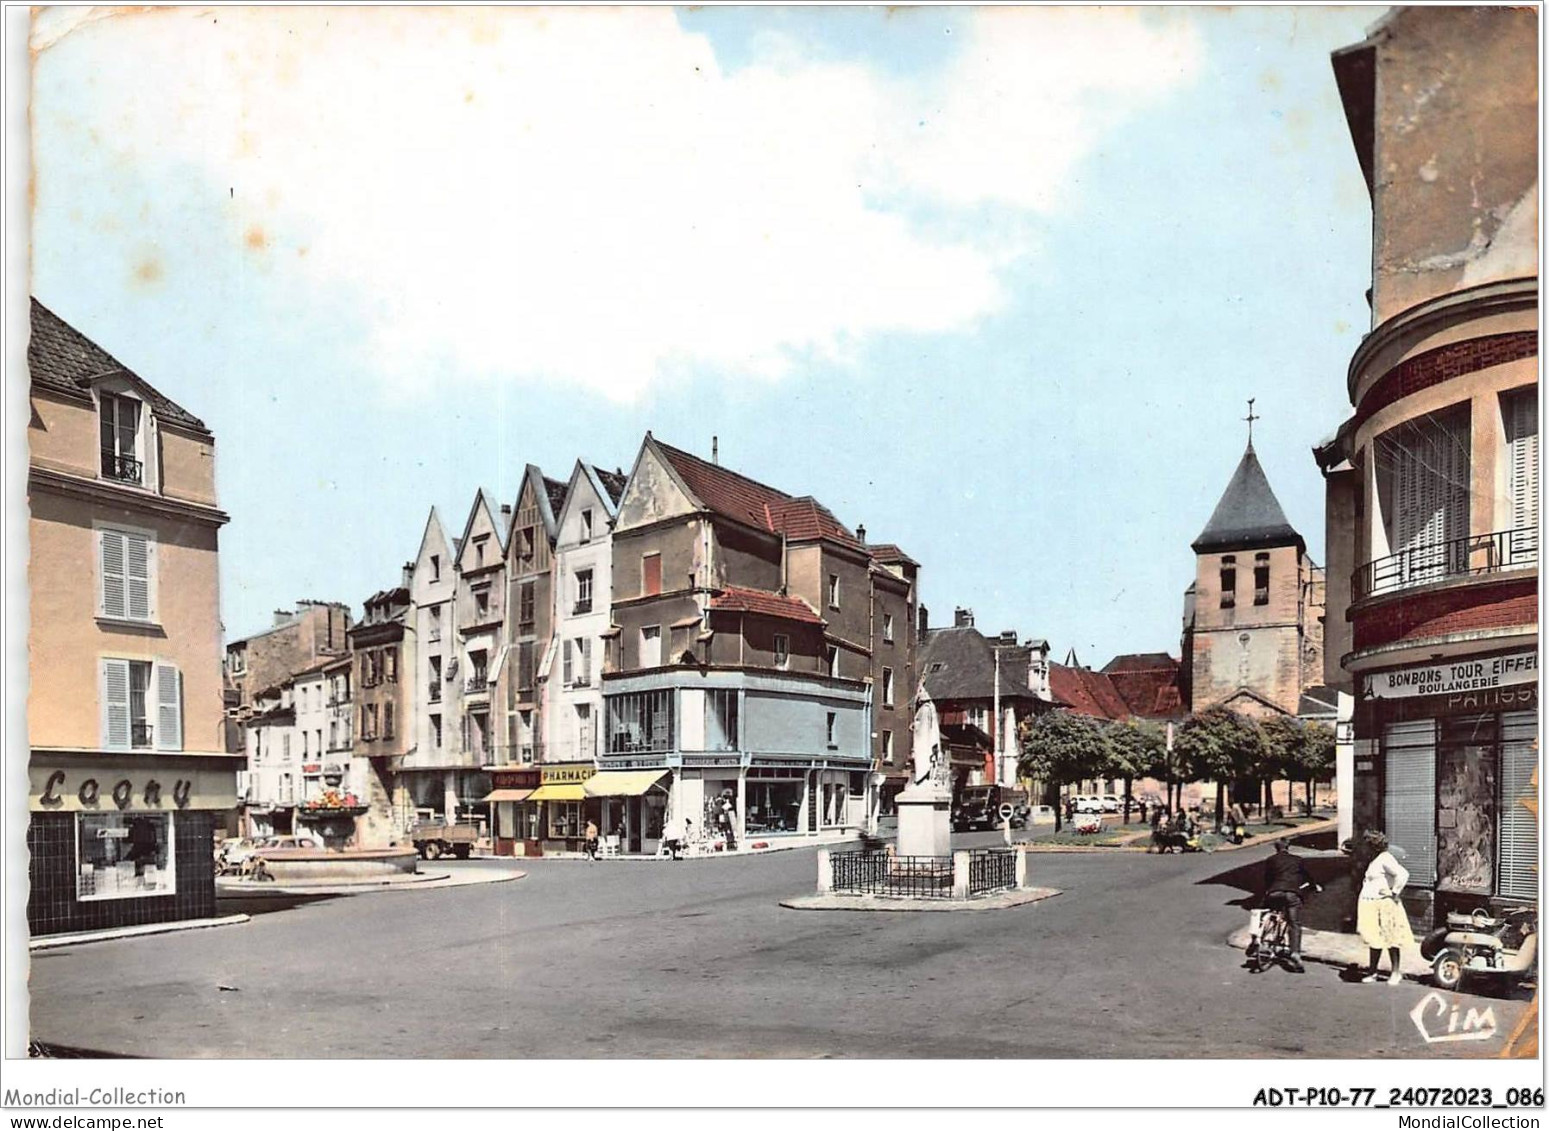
[1099,794,1122,813]
[1074,795,1105,814]
[257,835,321,851]
[951,785,1029,832]
[217,837,262,873]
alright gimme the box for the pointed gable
[455,489,503,572]
[1192,445,1303,553]
[556,459,615,542]
[411,507,454,598]
[615,436,700,531]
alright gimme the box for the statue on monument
[910,684,946,792]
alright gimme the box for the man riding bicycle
[1260,840,1321,973]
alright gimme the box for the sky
[28,5,1378,661]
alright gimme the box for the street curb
[1226,924,1432,977]
[29,913,251,951]
[779,887,1062,912]
[1025,817,1338,855]
[217,868,525,897]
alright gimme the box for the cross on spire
[1244,398,1260,449]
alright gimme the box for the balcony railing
[101,452,143,485]
[1353,526,1539,601]
[466,674,488,693]
[131,722,153,748]
[573,599,593,615]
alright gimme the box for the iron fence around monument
[829,851,954,898]
[967,849,1016,895]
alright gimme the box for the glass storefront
[745,779,802,833]
[77,812,175,900]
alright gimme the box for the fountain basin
[253,847,418,884]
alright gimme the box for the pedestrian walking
[1351,833,1414,984]
[584,818,600,861]
[662,813,685,860]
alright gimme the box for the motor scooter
[1420,907,1538,993]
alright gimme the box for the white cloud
[33,7,1201,401]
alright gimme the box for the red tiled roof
[1102,652,1177,673]
[655,439,794,532]
[866,543,919,566]
[709,585,824,625]
[767,496,861,549]
[1106,666,1185,719]
[654,439,865,550]
[1048,664,1132,721]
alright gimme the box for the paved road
[27,837,1532,1060]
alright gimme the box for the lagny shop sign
[1365,651,1537,700]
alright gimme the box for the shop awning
[483,788,534,803]
[583,770,669,798]
[528,782,587,802]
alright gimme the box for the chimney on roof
[1029,652,1051,700]
[712,436,719,466]
[918,604,929,634]
[273,609,294,627]
[999,630,1017,646]
[954,607,974,628]
[856,523,866,543]
[402,561,414,589]
[500,503,512,521]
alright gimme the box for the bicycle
[1246,883,1321,973]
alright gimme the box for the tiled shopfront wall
[27,811,216,936]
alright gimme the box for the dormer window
[99,392,143,485]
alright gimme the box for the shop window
[78,812,174,900]
[705,689,738,752]
[549,800,583,838]
[745,779,802,833]
[606,689,674,753]
[823,781,847,826]
[1253,553,1270,606]
[1219,556,1236,610]
[98,527,155,622]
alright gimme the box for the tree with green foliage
[1258,715,1337,815]
[1105,718,1167,823]
[1019,710,1114,831]
[1257,714,1305,814]
[1174,706,1267,825]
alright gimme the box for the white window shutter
[125,532,151,621]
[102,658,131,749]
[1510,392,1538,533]
[100,530,126,619]
[562,640,573,685]
[581,637,592,684]
[155,662,183,751]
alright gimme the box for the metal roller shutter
[1384,719,1437,886]
[1497,711,1538,900]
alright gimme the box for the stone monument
[896,687,952,858]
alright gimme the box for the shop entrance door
[627,797,642,853]
[1436,715,1498,897]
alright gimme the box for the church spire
[1243,397,1260,451]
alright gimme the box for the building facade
[1319,7,1538,927]
[1183,439,1326,720]
[590,435,909,854]
[349,584,419,840]
[25,298,238,935]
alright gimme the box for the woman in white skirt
[1356,833,1415,984]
